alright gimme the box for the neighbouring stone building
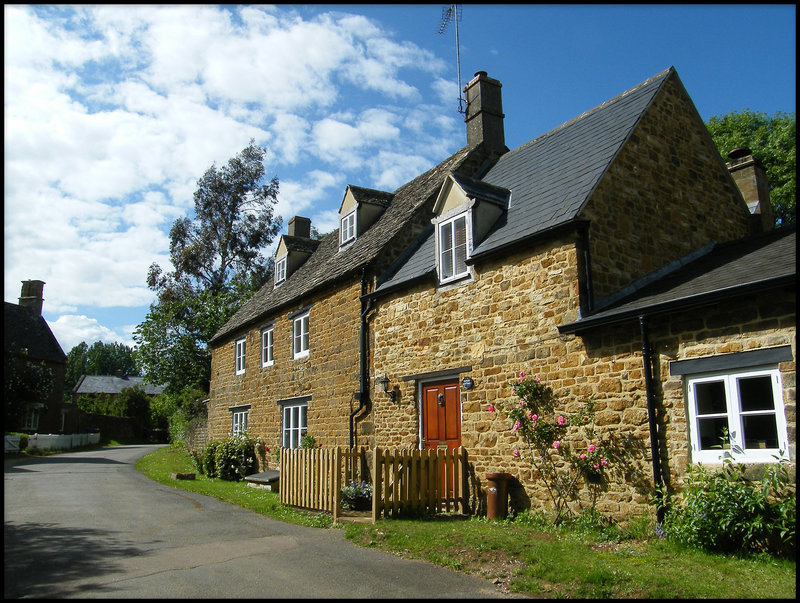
[4,280,68,434]
[207,67,795,522]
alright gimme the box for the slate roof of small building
[559,225,796,332]
[374,67,674,294]
[348,185,395,208]
[210,145,478,345]
[73,375,166,396]
[4,302,66,364]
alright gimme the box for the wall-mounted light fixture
[378,375,396,402]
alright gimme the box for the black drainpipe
[350,269,373,449]
[639,314,665,524]
[580,224,594,313]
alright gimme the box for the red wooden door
[422,380,461,451]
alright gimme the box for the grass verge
[137,444,796,599]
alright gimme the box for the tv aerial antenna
[438,4,465,114]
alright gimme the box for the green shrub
[660,461,795,557]
[213,434,259,481]
[202,440,220,478]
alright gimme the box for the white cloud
[4,4,459,346]
[49,314,136,352]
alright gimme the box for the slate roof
[210,145,479,345]
[374,67,674,294]
[559,225,796,332]
[73,374,166,396]
[4,302,66,364]
[347,185,394,208]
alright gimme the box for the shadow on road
[4,521,144,598]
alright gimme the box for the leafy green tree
[135,140,282,392]
[706,110,796,226]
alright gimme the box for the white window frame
[274,256,287,286]
[292,312,310,359]
[436,212,471,284]
[340,210,356,247]
[234,337,246,375]
[23,404,41,432]
[685,365,790,463]
[282,402,308,449]
[232,409,248,436]
[261,327,274,367]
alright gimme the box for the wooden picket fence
[279,446,468,523]
[372,447,468,520]
[280,446,367,523]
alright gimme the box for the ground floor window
[231,408,248,436]
[282,402,307,449]
[685,366,789,463]
[23,404,41,432]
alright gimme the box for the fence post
[371,447,380,522]
[333,447,341,524]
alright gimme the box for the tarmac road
[4,445,516,599]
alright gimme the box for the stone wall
[207,278,365,468]
[370,232,796,524]
[582,73,751,301]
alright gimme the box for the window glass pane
[454,216,467,275]
[698,416,730,450]
[694,381,727,415]
[742,414,780,449]
[737,376,775,412]
[440,223,453,279]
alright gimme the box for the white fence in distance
[4,432,101,453]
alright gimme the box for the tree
[64,341,139,396]
[4,353,55,430]
[135,140,282,393]
[706,110,796,226]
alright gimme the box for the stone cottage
[207,67,795,522]
[4,280,68,433]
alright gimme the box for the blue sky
[4,4,796,355]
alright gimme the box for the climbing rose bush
[489,372,610,523]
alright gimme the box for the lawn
[137,444,796,599]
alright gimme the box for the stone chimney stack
[19,280,46,316]
[726,147,774,233]
[464,71,506,154]
[288,216,311,238]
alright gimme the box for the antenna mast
[438,4,465,114]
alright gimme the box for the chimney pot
[19,280,45,316]
[725,149,774,232]
[464,71,506,154]
[288,216,311,238]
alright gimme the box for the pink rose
[513,420,522,431]
[552,440,560,450]
[580,453,587,460]
[535,377,541,383]
[557,415,566,426]
[520,371,525,378]
[601,458,609,466]
[513,449,520,457]
[593,463,600,470]
[531,414,538,422]
[587,443,596,454]
[487,405,495,413]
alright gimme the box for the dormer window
[275,256,287,286]
[438,213,470,282]
[340,210,356,247]
[432,172,510,286]
[337,185,393,251]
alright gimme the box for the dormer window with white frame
[274,256,287,286]
[437,213,471,282]
[431,172,509,286]
[340,210,356,248]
